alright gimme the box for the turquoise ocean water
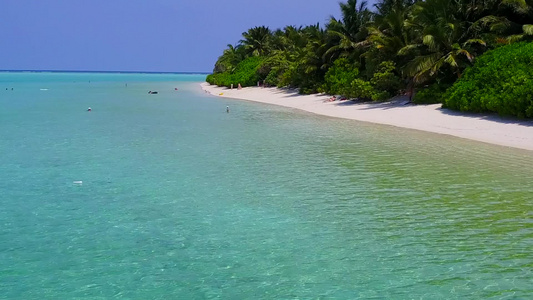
[0,72,532,299]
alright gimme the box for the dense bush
[205,72,232,87]
[413,83,450,104]
[205,56,264,88]
[350,79,376,100]
[231,56,264,87]
[206,74,214,85]
[207,0,533,111]
[370,61,401,96]
[261,53,289,87]
[323,58,360,96]
[443,42,533,118]
[322,59,400,101]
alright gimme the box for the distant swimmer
[226,106,230,113]
[87,107,92,112]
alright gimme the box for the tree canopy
[207,0,533,116]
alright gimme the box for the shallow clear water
[1,72,532,299]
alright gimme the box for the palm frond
[328,30,348,40]
[404,52,442,78]
[446,23,455,31]
[367,26,384,37]
[464,39,486,46]
[456,49,474,62]
[502,0,529,14]
[474,15,512,34]
[507,34,525,42]
[523,24,533,35]
[398,44,420,56]
[422,35,438,51]
[432,56,447,75]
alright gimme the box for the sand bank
[201,83,533,151]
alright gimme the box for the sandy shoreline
[201,83,533,152]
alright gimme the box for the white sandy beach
[201,83,533,152]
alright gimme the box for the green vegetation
[208,0,533,117]
[443,42,533,118]
[206,56,264,88]
[323,58,360,97]
[413,83,450,104]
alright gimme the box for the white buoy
[73,181,83,185]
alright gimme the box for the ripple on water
[0,75,532,299]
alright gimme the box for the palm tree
[213,44,245,73]
[325,0,374,62]
[240,26,273,57]
[485,0,533,42]
[269,26,308,52]
[400,0,487,83]
[300,24,330,91]
[274,24,330,92]
[374,0,418,16]
[445,0,532,43]
[366,1,417,67]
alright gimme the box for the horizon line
[0,69,210,75]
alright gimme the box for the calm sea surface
[0,72,532,299]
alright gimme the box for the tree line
[207,0,533,117]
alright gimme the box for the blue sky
[1,0,377,73]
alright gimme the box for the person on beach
[238,83,242,90]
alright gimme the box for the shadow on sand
[215,86,533,128]
[436,106,533,127]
